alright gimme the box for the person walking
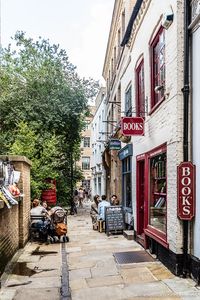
[70,190,78,215]
[78,187,85,208]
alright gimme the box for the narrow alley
[1,203,200,300]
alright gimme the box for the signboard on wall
[177,162,196,220]
[121,117,144,136]
[109,139,121,150]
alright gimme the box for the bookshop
[136,144,168,248]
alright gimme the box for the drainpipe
[181,0,190,277]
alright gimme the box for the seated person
[110,194,119,206]
[31,199,47,215]
[90,194,100,229]
[42,200,48,209]
[98,195,110,221]
[30,199,48,226]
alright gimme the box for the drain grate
[113,250,155,264]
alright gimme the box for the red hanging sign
[121,117,144,136]
[177,162,195,220]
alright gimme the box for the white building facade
[102,0,197,277]
[124,0,185,275]
[91,88,107,199]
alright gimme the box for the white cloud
[1,0,114,83]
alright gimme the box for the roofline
[102,0,120,80]
[121,0,143,46]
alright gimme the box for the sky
[1,0,114,83]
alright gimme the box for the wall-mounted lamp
[154,85,164,94]
[162,12,174,29]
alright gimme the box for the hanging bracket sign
[121,117,144,136]
[177,162,196,220]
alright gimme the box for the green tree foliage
[0,31,99,203]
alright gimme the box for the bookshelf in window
[150,152,167,233]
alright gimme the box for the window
[149,150,167,233]
[151,27,165,108]
[117,29,121,60]
[111,58,114,79]
[125,85,132,116]
[83,137,90,148]
[122,10,125,37]
[82,157,90,170]
[85,121,90,130]
[114,47,117,70]
[122,157,132,208]
[136,60,145,118]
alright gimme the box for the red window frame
[150,27,165,112]
[136,59,145,118]
[137,144,169,248]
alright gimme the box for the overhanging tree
[0,31,99,203]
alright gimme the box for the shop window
[122,157,132,208]
[125,85,132,116]
[149,151,167,233]
[136,59,145,118]
[151,27,165,109]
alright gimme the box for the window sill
[149,96,165,116]
[144,225,168,249]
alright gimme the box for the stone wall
[0,156,31,275]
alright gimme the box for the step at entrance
[123,230,134,240]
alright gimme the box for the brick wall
[0,156,31,275]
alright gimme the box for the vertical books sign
[177,162,195,220]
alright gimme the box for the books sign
[121,117,144,136]
[177,162,195,220]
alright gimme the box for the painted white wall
[192,27,200,259]
[119,0,184,253]
[91,88,107,199]
[102,0,184,253]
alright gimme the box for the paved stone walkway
[1,202,200,299]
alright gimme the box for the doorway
[137,159,145,246]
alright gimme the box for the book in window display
[154,197,166,208]
[150,151,167,233]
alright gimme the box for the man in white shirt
[98,195,110,221]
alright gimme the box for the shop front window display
[149,152,167,233]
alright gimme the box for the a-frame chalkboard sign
[105,206,125,236]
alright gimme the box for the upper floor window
[85,120,90,130]
[122,10,125,37]
[125,85,132,116]
[82,157,90,170]
[117,29,121,59]
[114,47,117,70]
[136,59,145,118]
[83,137,90,148]
[151,27,165,109]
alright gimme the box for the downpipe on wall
[181,0,190,278]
